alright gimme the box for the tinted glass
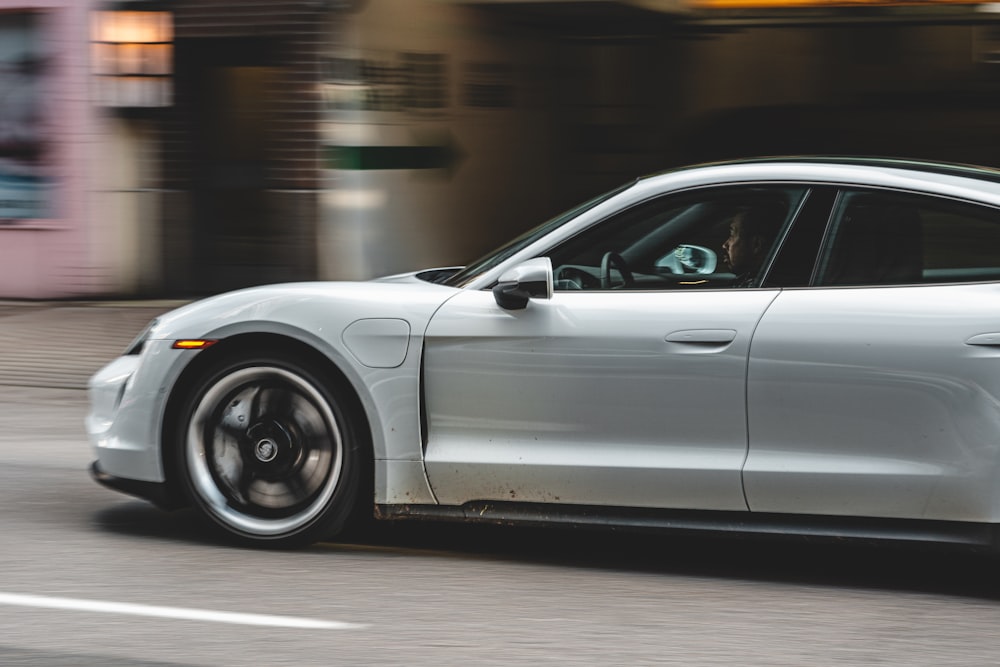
[761,187,837,288]
[816,190,1000,286]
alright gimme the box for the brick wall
[163,0,326,190]
[158,0,332,293]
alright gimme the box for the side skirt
[375,501,1000,551]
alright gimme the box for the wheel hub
[254,438,278,462]
[245,420,294,472]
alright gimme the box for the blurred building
[4,0,1000,297]
[0,3,96,298]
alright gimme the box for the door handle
[966,333,1000,346]
[665,329,737,344]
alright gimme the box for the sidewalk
[0,301,188,390]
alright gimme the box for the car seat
[820,199,923,286]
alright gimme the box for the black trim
[375,501,1000,551]
[415,267,462,284]
[90,461,185,511]
[418,343,429,454]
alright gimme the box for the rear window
[816,190,1000,286]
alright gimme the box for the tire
[176,351,365,548]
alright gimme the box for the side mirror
[492,257,553,310]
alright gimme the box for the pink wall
[0,2,104,298]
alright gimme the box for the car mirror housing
[492,257,554,310]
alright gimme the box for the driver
[721,203,785,287]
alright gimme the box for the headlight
[124,318,158,356]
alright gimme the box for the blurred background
[2,0,1000,298]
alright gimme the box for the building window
[91,9,173,108]
[0,13,51,222]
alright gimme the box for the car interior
[548,185,1000,291]
[547,188,802,290]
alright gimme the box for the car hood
[149,279,460,342]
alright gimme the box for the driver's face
[721,215,753,274]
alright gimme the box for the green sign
[325,134,463,172]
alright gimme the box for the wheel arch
[159,331,375,510]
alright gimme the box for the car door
[422,185,809,511]
[744,188,1000,522]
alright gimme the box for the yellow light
[92,11,171,45]
[172,340,217,350]
[692,0,975,6]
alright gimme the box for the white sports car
[88,157,1000,549]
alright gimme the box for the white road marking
[0,592,365,629]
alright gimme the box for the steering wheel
[556,266,596,290]
[600,251,634,289]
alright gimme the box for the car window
[545,186,807,291]
[443,181,634,288]
[816,190,1000,287]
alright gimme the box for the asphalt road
[5,386,1000,665]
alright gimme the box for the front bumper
[86,341,187,499]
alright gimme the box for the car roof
[639,157,1000,204]
[730,156,1000,179]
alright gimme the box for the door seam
[740,288,783,511]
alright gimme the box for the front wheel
[177,352,364,547]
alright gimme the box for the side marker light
[172,340,218,350]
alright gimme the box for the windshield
[443,181,634,287]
